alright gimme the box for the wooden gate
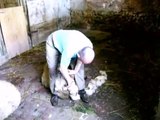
[0,6,29,66]
[0,23,8,65]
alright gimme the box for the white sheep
[0,80,21,120]
[54,73,80,100]
[41,63,80,100]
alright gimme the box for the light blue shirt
[52,30,93,68]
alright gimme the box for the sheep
[41,64,80,100]
[41,64,107,100]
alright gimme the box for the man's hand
[68,69,77,75]
[66,78,75,88]
[59,66,75,88]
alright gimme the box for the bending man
[46,29,95,106]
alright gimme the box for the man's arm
[59,66,74,86]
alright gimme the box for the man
[46,29,95,106]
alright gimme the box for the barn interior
[0,0,160,120]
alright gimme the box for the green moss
[73,102,95,114]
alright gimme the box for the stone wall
[1,0,160,51]
[0,0,18,8]
[1,0,160,46]
[25,0,86,46]
[87,0,125,12]
[87,0,160,12]
[0,0,87,46]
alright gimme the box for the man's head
[78,47,95,64]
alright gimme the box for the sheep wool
[85,70,107,96]
[41,63,80,100]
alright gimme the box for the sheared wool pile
[85,70,107,96]
[0,80,21,120]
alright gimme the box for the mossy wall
[87,0,160,12]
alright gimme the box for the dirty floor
[1,27,159,120]
[0,29,136,120]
